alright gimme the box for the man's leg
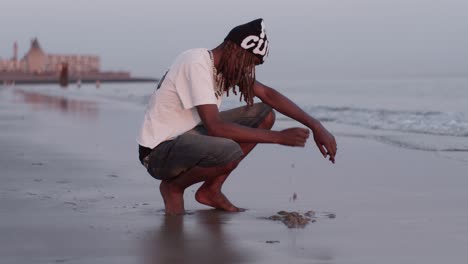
[194,109,276,211]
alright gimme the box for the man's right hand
[278,128,310,147]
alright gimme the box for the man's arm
[253,80,337,163]
[196,104,309,147]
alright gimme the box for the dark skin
[159,44,337,215]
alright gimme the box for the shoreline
[0,72,158,84]
[1,77,158,85]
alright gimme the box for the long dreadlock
[217,40,258,106]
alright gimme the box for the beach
[1,83,468,264]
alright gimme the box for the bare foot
[159,181,184,215]
[195,186,242,212]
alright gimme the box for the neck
[210,44,223,71]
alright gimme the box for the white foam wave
[304,106,468,138]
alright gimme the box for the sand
[1,85,468,264]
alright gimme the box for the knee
[220,159,240,174]
[262,107,275,129]
[226,159,240,171]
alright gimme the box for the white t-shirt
[137,48,222,149]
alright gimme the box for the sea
[4,77,468,163]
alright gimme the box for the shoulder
[174,48,209,65]
[168,48,210,75]
[169,49,211,79]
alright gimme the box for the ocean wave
[302,106,468,138]
[336,132,468,153]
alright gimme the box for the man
[138,18,337,215]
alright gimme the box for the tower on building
[23,38,46,74]
[13,41,18,61]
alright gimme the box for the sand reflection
[13,89,98,120]
[142,210,252,264]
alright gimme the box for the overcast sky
[1,0,467,81]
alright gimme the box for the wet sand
[1,85,468,264]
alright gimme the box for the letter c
[241,36,259,49]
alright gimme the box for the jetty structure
[0,38,157,84]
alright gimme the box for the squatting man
[137,19,337,215]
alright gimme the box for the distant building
[0,38,100,75]
[0,38,156,84]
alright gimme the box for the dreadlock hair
[217,40,258,106]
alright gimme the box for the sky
[1,0,468,82]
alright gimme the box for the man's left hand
[313,125,337,164]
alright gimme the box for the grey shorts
[144,102,272,180]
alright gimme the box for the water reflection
[142,210,252,264]
[13,88,98,120]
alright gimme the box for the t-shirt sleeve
[175,62,217,109]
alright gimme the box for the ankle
[198,185,222,194]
